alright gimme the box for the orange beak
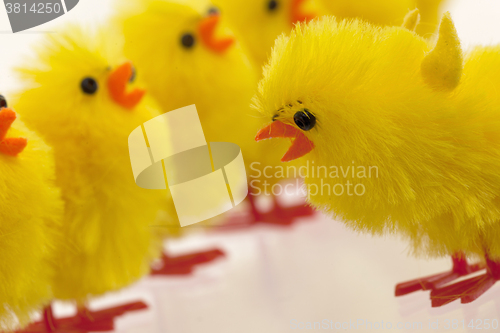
[255,120,314,162]
[198,14,234,54]
[108,62,146,110]
[291,0,316,25]
[0,108,27,156]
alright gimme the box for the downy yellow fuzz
[14,27,167,301]
[0,103,62,330]
[255,14,500,260]
[118,0,291,186]
[212,0,323,67]
[317,0,449,37]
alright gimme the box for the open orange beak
[255,120,314,162]
[198,14,234,54]
[108,62,146,110]
[0,108,27,156]
[291,0,316,25]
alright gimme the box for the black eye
[267,0,278,11]
[81,77,98,95]
[0,95,7,108]
[181,33,196,48]
[208,6,219,16]
[129,66,136,83]
[294,109,316,131]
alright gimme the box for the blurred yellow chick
[14,27,168,330]
[0,97,62,331]
[317,0,448,37]
[213,0,447,69]
[255,13,500,307]
[212,0,320,67]
[117,0,314,226]
[119,1,255,154]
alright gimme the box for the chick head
[121,1,251,111]
[0,95,62,330]
[15,26,154,149]
[212,0,317,65]
[254,15,462,166]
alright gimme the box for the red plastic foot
[219,188,315,229]
[150,249,225,276]
[250,206,312,226]
[395,253,485,296]
[17,302,147,333]
[430,275,484,307]
[430,256,500,307]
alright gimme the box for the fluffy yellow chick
[13,27,168,329]
[0,97,62,331]
[255,13,500,306]
[317,0,448,37]
[212,0,320,67]
[118,0,314,226]
[213,0,447,69]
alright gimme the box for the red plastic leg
[44,305,57,332]
[246,191,314,226]
[430,255,500,307]
[220,186,315,229]
[17,302,147,332]
[150,249,225,276]
[395,253,485,296]
[259,196,315,226]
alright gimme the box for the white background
[1,0,500,332]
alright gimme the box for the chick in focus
[117,0,314,226]
[0,96,62,332]
[317,0,448,37]
[255,13,500,306]
[14,27,167,330]
[212,0,320,67]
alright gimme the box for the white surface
[83,213,500,333]
[1,0,500,332]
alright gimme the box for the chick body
[212,0,323,67]
[119,1,290,189]
[0,108,62,330]
[14,28,166,301]
[317,0,447,36]
[255,16,500,259]
[213,0,447,70]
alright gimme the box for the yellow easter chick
[213,0,447,69]
[255,13,500,307]
[212,0,320,67]
[317,0,448,37]
[117,0,314,226]
[0,96,62,331]
[13,27,169,330]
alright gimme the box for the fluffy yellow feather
[0,102,62,330]
[212,0,322,67]
[117,1,291,187]
[254,14,500,262]
[213,0,447,69]
[13,27,167,302]
[317,0,448,37]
